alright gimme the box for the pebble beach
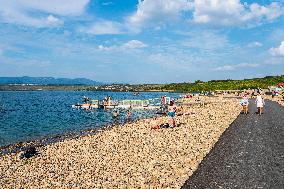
[0,96,242,188]
[268,96,284,106]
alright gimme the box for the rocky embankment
[0,97,241,188]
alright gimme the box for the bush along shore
[0,96,241,188]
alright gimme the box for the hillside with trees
[154,75,284,92]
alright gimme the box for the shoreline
[0,113,164,156]
[0,96,217,155]
[0,96,242,188]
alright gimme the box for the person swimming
[126,110,131,122]
[113,110,118,124]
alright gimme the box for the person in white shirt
[255,92,265,115]
[241,93,249,115]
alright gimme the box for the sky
[0,0,284,84]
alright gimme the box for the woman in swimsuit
[167,101,177,127]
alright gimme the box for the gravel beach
[268,95,284,106]
[182,99,284,189]
[0,96,241,188]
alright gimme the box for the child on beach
[255,93,265,116]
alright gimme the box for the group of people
[152,99,186,129]
[271,90,284,99]
[113,109,131,124]
[241,92,265,115]
[82,96,132,122]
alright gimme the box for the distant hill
[151,75,284,92]
[0,76,103,85]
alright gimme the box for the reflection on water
[0,91,180,147]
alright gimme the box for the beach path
[182,99,284,189]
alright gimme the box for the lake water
[0,91,180,147]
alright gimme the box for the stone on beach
[0,96,241,188]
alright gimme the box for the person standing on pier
[83,96,89,104]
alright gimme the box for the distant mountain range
[0,76,103,85]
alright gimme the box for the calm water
[0,91,180,147]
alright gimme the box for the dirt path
[182,100,284,189]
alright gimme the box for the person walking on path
[255,92,265,115]
[241,93,249,114]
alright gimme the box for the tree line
[152,75,284,92]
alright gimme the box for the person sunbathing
[176,106,194,116]
[176,106,184,116]
[151,123,170,130]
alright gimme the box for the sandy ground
[0,96,241,188]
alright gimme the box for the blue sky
[0,0,283,84]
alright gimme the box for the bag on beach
[160,123,169,128]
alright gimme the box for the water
[0,91,180,147]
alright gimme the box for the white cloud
[46,15,63,25]
[242,2,283,22]
[213,65,235,71]
[247,41,263,48]
[127,0,193,29]
[270,41,284,56]
[82,21,124,35]
[0,0,89,27]
[0,13,63,27]
[98,40,148,51]
[213,63,260,71]
[193,0,243,25]
[122,40,148,49]
[193,0,284,26]
[127,0,284,30]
